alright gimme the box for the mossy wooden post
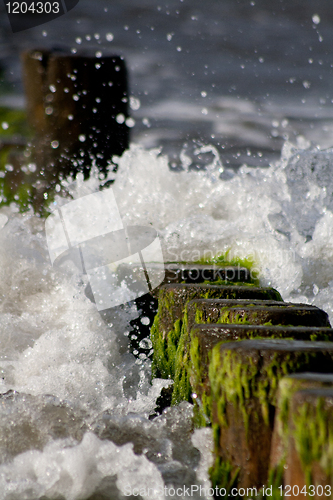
[209,339,333,490]
[186,299,330,332]
[270,373,333,488]
[285,388,333,497]
[21,49,129,206]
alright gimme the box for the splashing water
[0,140,332,498]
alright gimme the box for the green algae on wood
[285,388,333,490]
[150,283,283,383]
[194,249,257,274]
[188,325,333,426]
[186,299,331,333]
[209,339,333,490]
[271,374,333,487]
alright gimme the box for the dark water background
[1,0,333,168]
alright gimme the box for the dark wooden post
[21,49,129,199]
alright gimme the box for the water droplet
[115,66,120,72]
[51,141,59,149]
[68,114,74,120]
[85,34,91,41]
[95,63,101,69]
[71,48,77,54]
[75,37,82,44]
[140,316,150,326]
[176,46,182,52]
[142,117,150,127]
[32,51,43,61]
[139,338,152,349]
[126,117,135,128]
[94,33,100,40]
[1,122,9,130]
[49,85,56,93]
[95,51,102,58]
[42,30,47,37]
[45,107,53,115]
[79,134,86,142]
[130,97,141,110]
[201,91,207,97]
[95,97,101,103]
[106,33,114,42]
[116,113,125,124]
[73,95,79,101]
[312,14,320,24]
[28,163,36,172]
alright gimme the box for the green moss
[217,310,252,325]
[271,375,333,484]
[187,335,213,425]
[207,346,330,494]
[209,454,240,497]
[171,322,192,405]
[151,314,181,379]
[310,331,331,341]
[194,249,256,273]
[292,396,333,484]
[209,347,314,433]
[151,289,178,379]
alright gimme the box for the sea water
[0,139,332,498]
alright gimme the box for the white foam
[0,433,165,500]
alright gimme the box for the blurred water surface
[1,0,333,168]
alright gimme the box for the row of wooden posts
[141,263,333,498]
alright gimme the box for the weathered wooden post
[270,373,333,488]
[21,49,129,206]
[209,339,333,490]
[285,388,333,496]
